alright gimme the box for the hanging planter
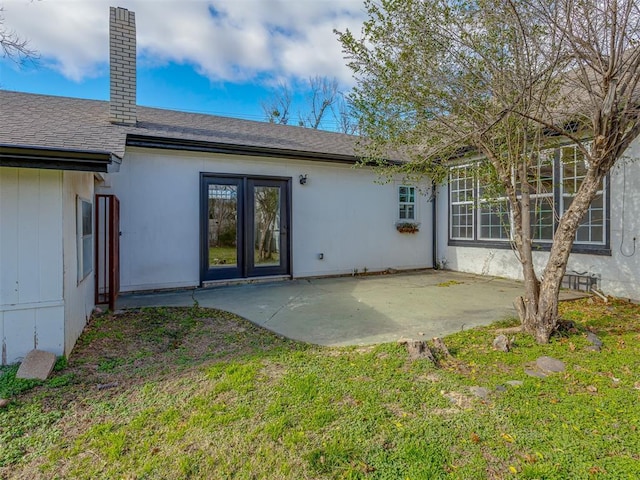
[396,221,420,233]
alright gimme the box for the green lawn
[208,247,280,266]
[1,299,639,479]
[209,246,237,266]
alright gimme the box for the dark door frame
[95,194,120,310]
[200,173,292,283]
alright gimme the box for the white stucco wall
[435,139,640,301]
[100,147,434,292]
[0,167,65,364]
[62,171,96,356]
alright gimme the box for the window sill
[447,239,611,256]
[77,270,94,286]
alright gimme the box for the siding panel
[3,308,36,363]
[38,172,63,301]
[17,169,41,304]
[0,168,19,305]
[35,305,65,353]
[1,167,64,364]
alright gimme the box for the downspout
[431,180,438,269]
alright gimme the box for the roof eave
[0,145,117,173]
[125,134,363,165]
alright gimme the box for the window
[77,197,93,281]
[398,185,416,221]
[448,144,608,251]
[449,165,475,239]
[526,153,555,242]
[478,169,510,240]
[479,199,511,240]
[560,145,605,244]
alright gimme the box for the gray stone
[492,334,510,352]
[469,386,490,399]
[586,332,603,348]
[505,380,524,387]
[16,350,57,380]
[585,345,601,352]
[525,368,547,379]
[0,398,9,409]
[536,356,566,374]
[495,385,507,392]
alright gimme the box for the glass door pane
[253,186,281,267]
[207,183,238,269]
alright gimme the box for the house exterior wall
[62,171,96,356]
[100,147,433,292]
[435,138,640,301]
[0,167,65,364]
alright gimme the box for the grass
[1,299,639,479]
[209,246,237,266]
[209,246,280,266]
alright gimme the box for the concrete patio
[117,270,584,346]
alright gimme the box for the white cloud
[2,0,365,86]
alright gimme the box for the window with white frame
[398,185,416,221]
[449,165,475,239]
[526,152,555,242]
[560,145,605,244]
[478,169,511,240]
[448,144,608,250]
[479,199,511,240]
[77,197,93,281]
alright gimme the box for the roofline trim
[0,145,118,173]
[125,134,364,164]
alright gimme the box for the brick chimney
[109,6,136,125]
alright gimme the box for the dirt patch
[23,307,293,408]
[440,390,476,409]
[261,361,288,382]
[430,407,462,416]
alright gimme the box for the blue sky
[0,0,365,127]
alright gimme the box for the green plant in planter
[395,221,420,233]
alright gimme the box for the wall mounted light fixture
[299,174,308,185]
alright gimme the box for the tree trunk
[519,169,604,343]
[511,160,543,339]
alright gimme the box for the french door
[200,174,291,282]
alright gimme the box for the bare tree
[298,76,339,129]
[261,76,358,133]
[261,81,292,125]
[338,0,640,343]
[1,7,38,64]
[334,92,359,135]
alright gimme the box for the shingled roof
[0,90,364,171]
